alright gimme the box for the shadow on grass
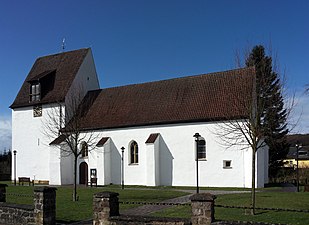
[56,220,77,224]
[57,218,92,224]
[254,210,269,215]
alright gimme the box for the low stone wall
[0,202,35,224]
[92,191,287,225]
[93,191,215,225]
[0,184,57,225]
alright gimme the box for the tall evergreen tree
[246,45,289,179]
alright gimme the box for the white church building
[11,48,268,188]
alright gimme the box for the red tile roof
[96,137,110,147]
[287,134,309,146]
[49,134,67,145]
[10,48,89,109]
[145,133,160,144]
[77,67,255,130]
[27,69,56,82]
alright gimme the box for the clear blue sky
[0,0,308,152]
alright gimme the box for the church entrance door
[79,162,88,185]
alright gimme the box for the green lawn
[151,192,309,225]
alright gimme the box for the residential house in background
[10,48,269,188]
[284,134,309,168]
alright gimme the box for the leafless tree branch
[42,84,99,201]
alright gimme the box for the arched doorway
[79,162,88,185]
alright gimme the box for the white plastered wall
[145,135,160,186]
[65,49,100,121]
[49,145,61,184]
[12,104,62,182]
[101,140,112,185]
[80,121,267,188]
[49,144,74,185]
[256,144,269,187]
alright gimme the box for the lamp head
[193,133,201,138]
[296,142,302,149]
[193,133,201,140]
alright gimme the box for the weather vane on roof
[62,38,66,52]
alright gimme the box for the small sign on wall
[90,169,97,178]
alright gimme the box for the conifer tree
[246,45,289,179]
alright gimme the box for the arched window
[130,141,138,164]
[80,141,88,158]
[197,138,206,160]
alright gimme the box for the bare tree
[213,71,263,215]
[215,45,291,215]
[43,86,99,201]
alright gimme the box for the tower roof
[11,48,89,108]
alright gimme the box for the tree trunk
[73,156,78,201]
[251,149,256,215]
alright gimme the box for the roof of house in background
[10,48,89,109]
[76,67,255,130]
[287,134,309,146]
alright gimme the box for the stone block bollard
[190,193,216,225]
[34,187,57,225]
[0,184,8,202]
[93,191,119,225]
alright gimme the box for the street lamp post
[121,147,125,190]
[193,133,201,194]
[295,142,302,192]
[13,150,17,186]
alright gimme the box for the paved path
[121,194,192,216]
[121,189,250,216]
